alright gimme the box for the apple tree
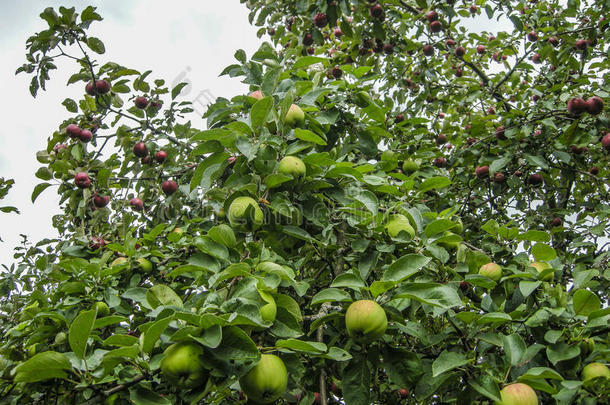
[1,1,609,404]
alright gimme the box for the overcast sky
[0,1,262,265]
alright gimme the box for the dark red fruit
[314,392,322,404]
[548,36,559,46]
[551,217,562,227]
[331,66,343,78]
[423,44,434,56]
[53,143,67,153]
[567,97,587,115]
[589,166,599,175]
[445,39,456,47]
[95,80,111,94]
[307,47,315,55]
[433,157,447,167]
[78,129,93,143]
[514,170,523,177]
[493,172,505,183]
[430,20,442,32]
[135,96,148,109]
[475,165,489,178]
[585,96,604,115]
[85,81,96,95]
[528,173,543,185]
[334,28,342,38]
[476,45,486,54]
[133,142,149,158]
[436,134,447,145]
[331,382,342,397]
[459,281,470,291]
[89,237,106,250]
[532,94,540,102]
[369,4,384,19]
[454,46,466,57]
[155,150,167,163]
[383,43,394,54]
[532,53,541,63]
[575,39,588,50]
[161,180,178,196]
[426,11,438,22]
[395,114,404,123]
[398,388,409,398]
[469,5,478,13]
[130,198,144,211]
[527,31,538,41]
[74,172,91,189]
[93,195,110,208]
[314,13,328,27]
[455,68,463,77]
[602,133,610,150]
[66,124,82,138]
[303,33,313,46]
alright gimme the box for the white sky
[0,1,262,265]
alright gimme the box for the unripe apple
[93,195,110,208]
[582,362,610,381]
[54,331,67,345]
[284,104,305,127]
[77,129,93,143]
[425,10,438,22]
[385,214,415,239]
[454,46,466,57]
[585,96,604,115]
[402,159,420,173]
[313,12,328,27]
[479,262,502,281]
[430,20,442,32]
[278,156,306,179]
[527,173,543,185]
[529,262,552,280]
[74,172,91,189]
[155,150,167,163]
[160,342,208,388]
[602,133,610,150]
[133,142,149,157]
[239,354,288,404]
[260,295,277,324]
[94,301,110,317]
[345,300,387,343]
[497,383,538,405]
[66,124,82,138]
[110,257,127,267]
[136,257,153,273]
[228,196,264,230]
[135,96,148,109]
[130,198,144,211]
[475,165,489,179]
[161,180,178,196]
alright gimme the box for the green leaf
[432,350,469,377]
[382,254,430,282]
[282,225,319,244]
[518,230,550,242]
[331,273,366,290]
[394,283,461,309]
[489,157,510,174]
[418,176,451,193]
[190,325,222,348]
[171,82,188,100]
[519,367,564,381]
[477,312,512,325]
[69,309,96,359]
[503,334,526,366]
[141,316,173,354]
[129,386,172,405]
[146,285,183,308]
[276,339,327,354]
[294,56,327,69]
[31,182,52,203]
[14,351,72,382]
[532,243,556,261]
[86,36,105,54]
[425,219,457,237]
[381,347,423,387]
[572,289,600,316]
[62,98,78,112]
[294,128,326,145]
[265,173,293,189]
[343,355,371,405]
[311,288,351,305]
[250,96,273,128]
[208,224,237,248]
[205,326,260,376]
[546,343,580,365]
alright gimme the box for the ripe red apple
[129,198,144,211]
[395,114,404,123]
[575,39,588,50]
[493,172,506,183]
[527,31,538,41]
[53,143,67,153]
[383,43,394,54]
[528,173,543,185]
[334,28,343,38]
[585,96,604,115]
[161,180,178,196]
[489,35,496,41]
[74,172,91,189]
[469,5,478,13]
[95,80,111,94]
[303,33,313,46]
[476,45,486,54]
[567,97,587,115]
[548,36,559,46]
[423,44,434,56]
[602,133,610,150]
[398,388,409,398]
[475,165,489,178]
[85,81,96,95]
[77,129,93,143]
[89,236,106,250]
[426,10,438,22]
[454,46,466,57]
[429,20,442,32]
[589,166,599,175]
[133,142,149,158]
[331,66,343,78]
[466,137,477,146]
[150,100,163,109]
[551,217,562,227]
[459,281,470,291]
[66,124,82,138]
[93,195,110,208]
[135,96,148,109]
[532,53,541,63]
[369,4,384,19]
[532,94,540,102]
[433,157,447,167]
[436,134,447,145]
[455,68,463,77]
[155,150,167,163]
[268,28,275,36]
[498,383,538,405]
[313,13,328,27]
[445,39,456,47]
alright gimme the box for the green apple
[402,159,420,173]
[136,257,153,273]
[345,300,388,343]
[54,331,67,345]
[478,262,502,281]
[582,362,610,381]
[228,196,264,231]
[239,354,288,404]
[284,104,305,127]
[110,257,127,267]
[278,156,306,179]
[95,301,110,317]
[496,383,538,405]
[160,342,208,389]
[453,218,464,234]
[385,214,415,239]
[529,262,552,280]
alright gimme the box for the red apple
[85,81,95,95]
[469,5,478,13]
[589,166,599,175]
[433,157,447,167]
[398,388,409,398]
[445,39,456,47]
[527,31,538,41]
[303,33,313,46]
[548,36,559,46]
[495,126,506,140]
[314,392,321,404]
[155,150,168,163]
[161,180,178,196]
[425,10,438,22]
[133,142,149,158]
[567,97,587,115]
[429,20,442,32]
[330,382,342,397]
[306,47,315,55]
[334,28,343,38]
[551,217,562,227]
[575,39,588,50]
[454,46,466,57]
[475,165,489,178]
[493,172,506,183]
[74,172,91,189]
[66,124,82,138]
[436,134,447,145]
[369,4,384,19]
[77,129,93,143]
[585,96,604,115]
[455,68,463,77]
[135,96,148,109]
[53,143,67,153]
[89,236,106,250]
[423,44,434,56]
[93,195,110,208]
[395,114,404,123]
[476,45,486,54]
[602,133,610,150]
[331,66,343,78]
[130,198,144,211]
[528,173,543,185]
[532,53,541,63]
[95,80,111,94]
[313,13,328,27]
[383,43,394,54]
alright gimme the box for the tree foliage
[1,1,610,404]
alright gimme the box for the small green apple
[385,214,415,239]
[496,383,538,405]
[54,331,67,345]
[284,104,305,127]
[582,362,610,381]
[345,300,388,343]
[228,196,264,231]
[95,301,110,317]
[402,159,420,173]
[160,342,208,389]
[478,262,502,281]
[239,354,288,404]
[277,156,306,179]
[110,257,127,267]
[136,257,153,273]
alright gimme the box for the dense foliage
[1,0,609,404]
